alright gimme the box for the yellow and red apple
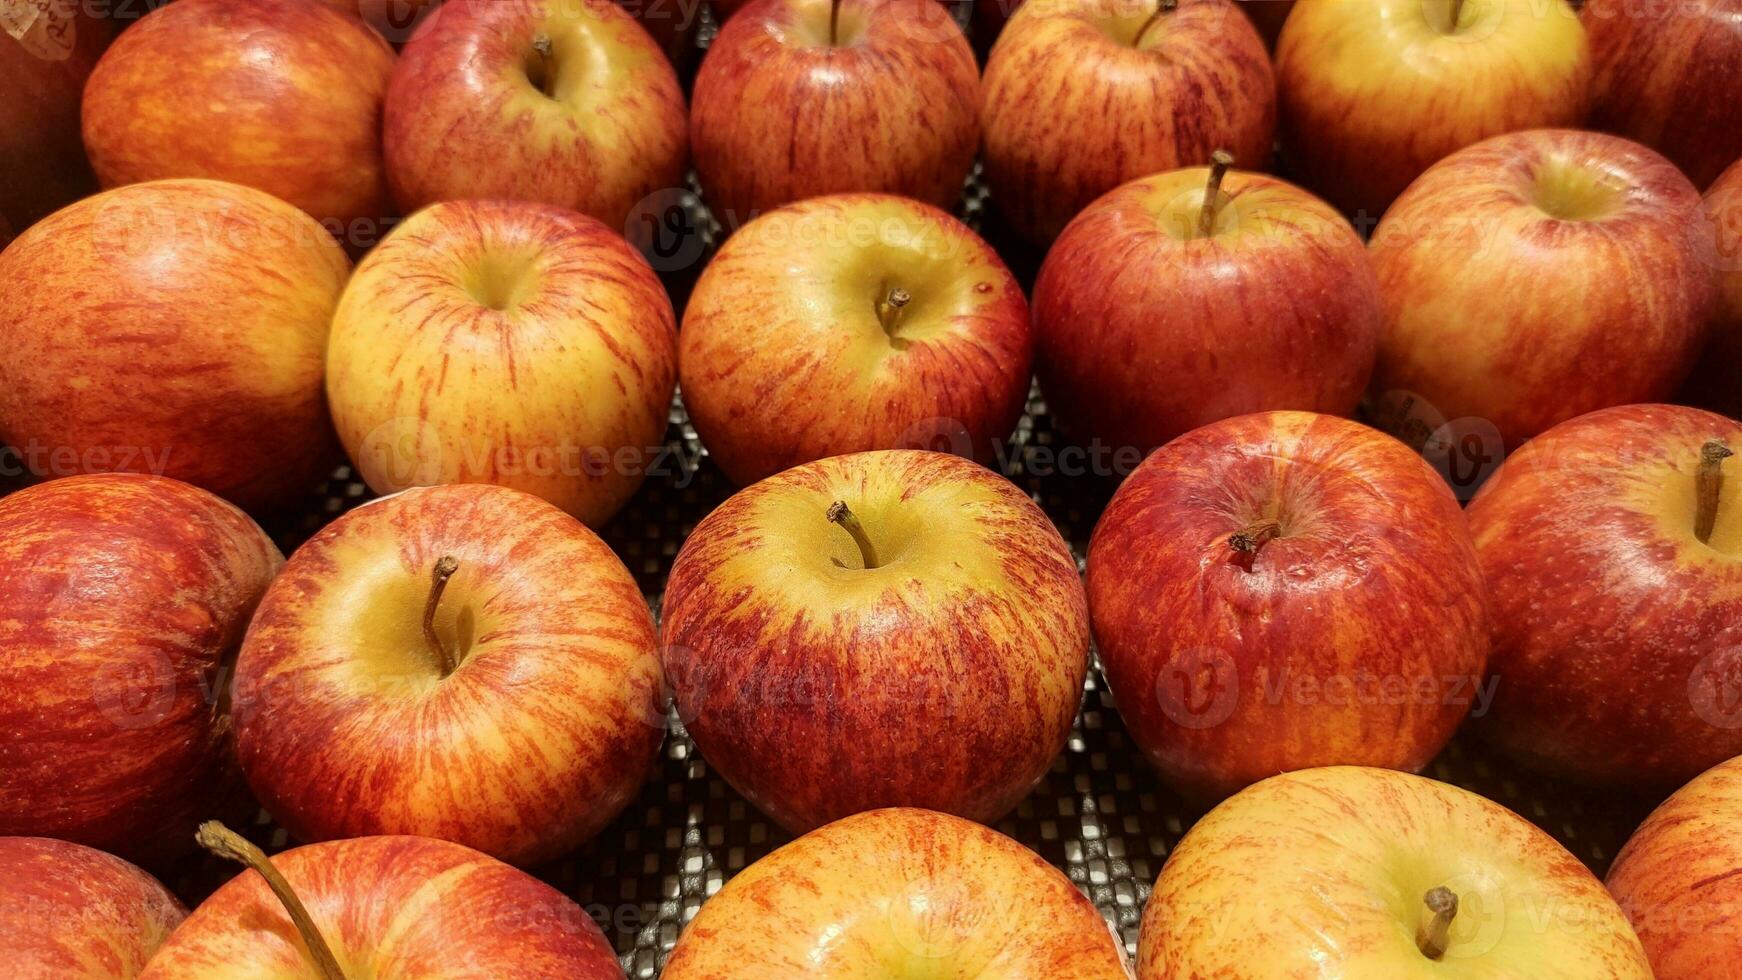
[0,837,186,978]
[0,0,109,236]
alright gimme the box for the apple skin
[1584,0,1742,190]
[1141,767,1652,977]
[0,2,109,237]
[691,0,980,226]
[1235,0,1292,47]
[1088,412,1488,802]
[385,0,688,238]
[661,450,1089,833]
[327,199,678,528]
[1467,404,1742,789]
[0,179,349,514]
[0,475,283,866]
[1607,757,1742,979]
[1276,0,1590,219]
[1369,129,1716,454]
[982,0,1275,244]
[82,0,395,240]
[1033,166,1379,455]
[679,194,1031,486]
[138,835,624,978]
[1682,157,1742,418]
[232,484,665,867]
[663,808,1130,978]
[0,837,187,979]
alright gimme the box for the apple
[0,0,109,236]
[314,0,440,42]
[1140,767,1651,976]
[0,179,348,514]
[1087,411,1489,802]
[679,193,1031,486]
[1466,404,1742,789]
[140,825,624,978]
[981,0,1274,243]
[1584,0,1742,190]
[1033,158,1380,454]
[326,198,678,528]
[1235,0,1291,47]
[0,474,282,865]
[1368,130,1716,454]
[663,807,1130,977]
[1606,756,1742,979]
[0,837,186,977]
[616,0,702,68]
[691,0,979,228]
[661,450,1089,832]
[231,483,664,867]
[82,0,396,244]
[385,0,688,242]
[1683,157,1742,419]
[1276,0,1590,220]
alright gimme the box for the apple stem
[196,822,348,980]
[1697,440,1733,545]
[423,556,460,675]
[1228,518,1281,571]
[1416,885,1459,960]
[830,0,841,45]
[530,33,556,97]
[1449,0,1465,31]
[875,286,912,341]
[1134,0,1177,47]
[827,501,881,570]
[1198,149,1236,238]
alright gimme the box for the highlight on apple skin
[0,475,283,865]
[1467,404,1742,790]
[0,837,187,978]
[1139,767,1652,977]
[326,198,679,528]
[981,0,1275,243]
[660,450,1089,833]
[1088,412,1489,802]
[1033,161,1380,455]
[679,193,1032,486]
[1368,129,1716,455]
[662,808,1132,978]
[232,484,665,867]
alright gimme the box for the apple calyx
[1228,518,1281,571]
[875,286,912,345]
[424,556,461,675]
[1697,440,1734,545]
[1198,150,1236,238]
[1134,0,1179,48]
[1416,885,1459,961]
[827,501,881,569]
[196,821,349,980]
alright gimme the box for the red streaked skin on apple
[660,450,1090,833]
[691,0,981,226]
[231,484,665,867]
[661,808,1132,979]
[1033,162,1380,455]
[1683,157,1742,419]
[0,475,283,866]
[384,0,688,236]
[679,193,1032,486]
[1139,767,1652,978]
[1606,756,1742,980]
[326,198,679,528]
[1467,404,1742,790]
[1369,129,1716,454]
[981,0,1275,243]
[0,837,187,979]
[1087,411,1489,803]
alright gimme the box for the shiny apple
[0,837,186,978]
[1683,157,1742,418]
[0,1,108,236]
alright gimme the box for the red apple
[679,193,1031,486]
[0,1,109,236]
[1276,0,1590,219]
[141,829,624,978]
[1467,404,1742,789]
[691,0,980,227]
[0,837,186,977]
[0,179,349,513]
[315,0,441,42]
[982,0,1274,243]
[232,484,664,867]
[1235,0,1291,46]
[1369,130,1716,454]
[1584,0,1742,190]
[385,0,688,240]
[0,475,282,865]
[615,0,701,68]
[1607,756,1742,979]
[1033,159,1379,454]
[1683,157,1742,418]
[1088,412,1489,801]
[661,450,1089,832]
[82,0,396,244]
